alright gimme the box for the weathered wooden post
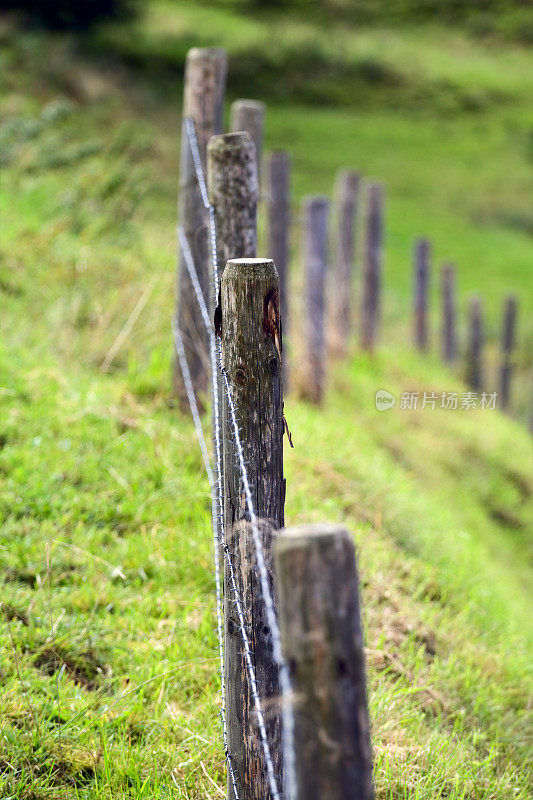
[465,296,483,391]
[301,196,329,404]
[275,524,374,800]
[230,100,266,184]
[221,258,285,799]
[173,47,227,405]
[499,294,518,411]
[330,169,361,358]
[266,151,291,386]
[360,183,383,352]
[413,237,430,352]
[331,169,361,358]
[441,262,457,364]
[208,132,258,286]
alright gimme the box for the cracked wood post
[275,524,374,800]
[173,47,227,406]
[230,100,266,186]
[413,237,430,352]
[360,183,383,352]
[331,169,361,358]
[441,262,457,364]
[221,258,285,799]
[465,296,483,391]
[266,151,291,388]
[499,294,517,411]
[301,196,329,404]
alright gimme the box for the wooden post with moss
[230,100,266,185]
[499,294,517,411]
[275,524,374,800]
[301,196,329,404]
[413,237,430,352]
[360,184,383,352]
[173,47,227,406]
[441,262,457,365]
[266,151,291,387]
[221,258,285,799]
[465,296,483,391]
[331,169,361,358]
[208,132,258,290]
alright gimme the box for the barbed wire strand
[182,116,298,799]
[171,318,240,800]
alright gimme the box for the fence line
[177,117,298,799]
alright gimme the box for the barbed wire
[171,317,239,800]
[176,116,298,799]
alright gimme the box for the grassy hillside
[1,8,532,799]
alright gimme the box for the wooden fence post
[225,520,280,800]
[331,169,361,358]
[275,524,374,800]
[465,296,483,391]
[301,196,329,404]
[360,183,383,352]
[266,151,291,387]
[173,47,227,405]
[413,237,430,352]
[208,132,258,289]
[441,262,457,364]
[230,100,266,185]
[221,257,285,799]
[499,294,517,411]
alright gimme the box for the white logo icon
[375,389,396,412]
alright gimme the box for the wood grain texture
[174,48,227,406]
[275,524,374,800]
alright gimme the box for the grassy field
[1,3,533,798]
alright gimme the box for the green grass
[1,6,533,798]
